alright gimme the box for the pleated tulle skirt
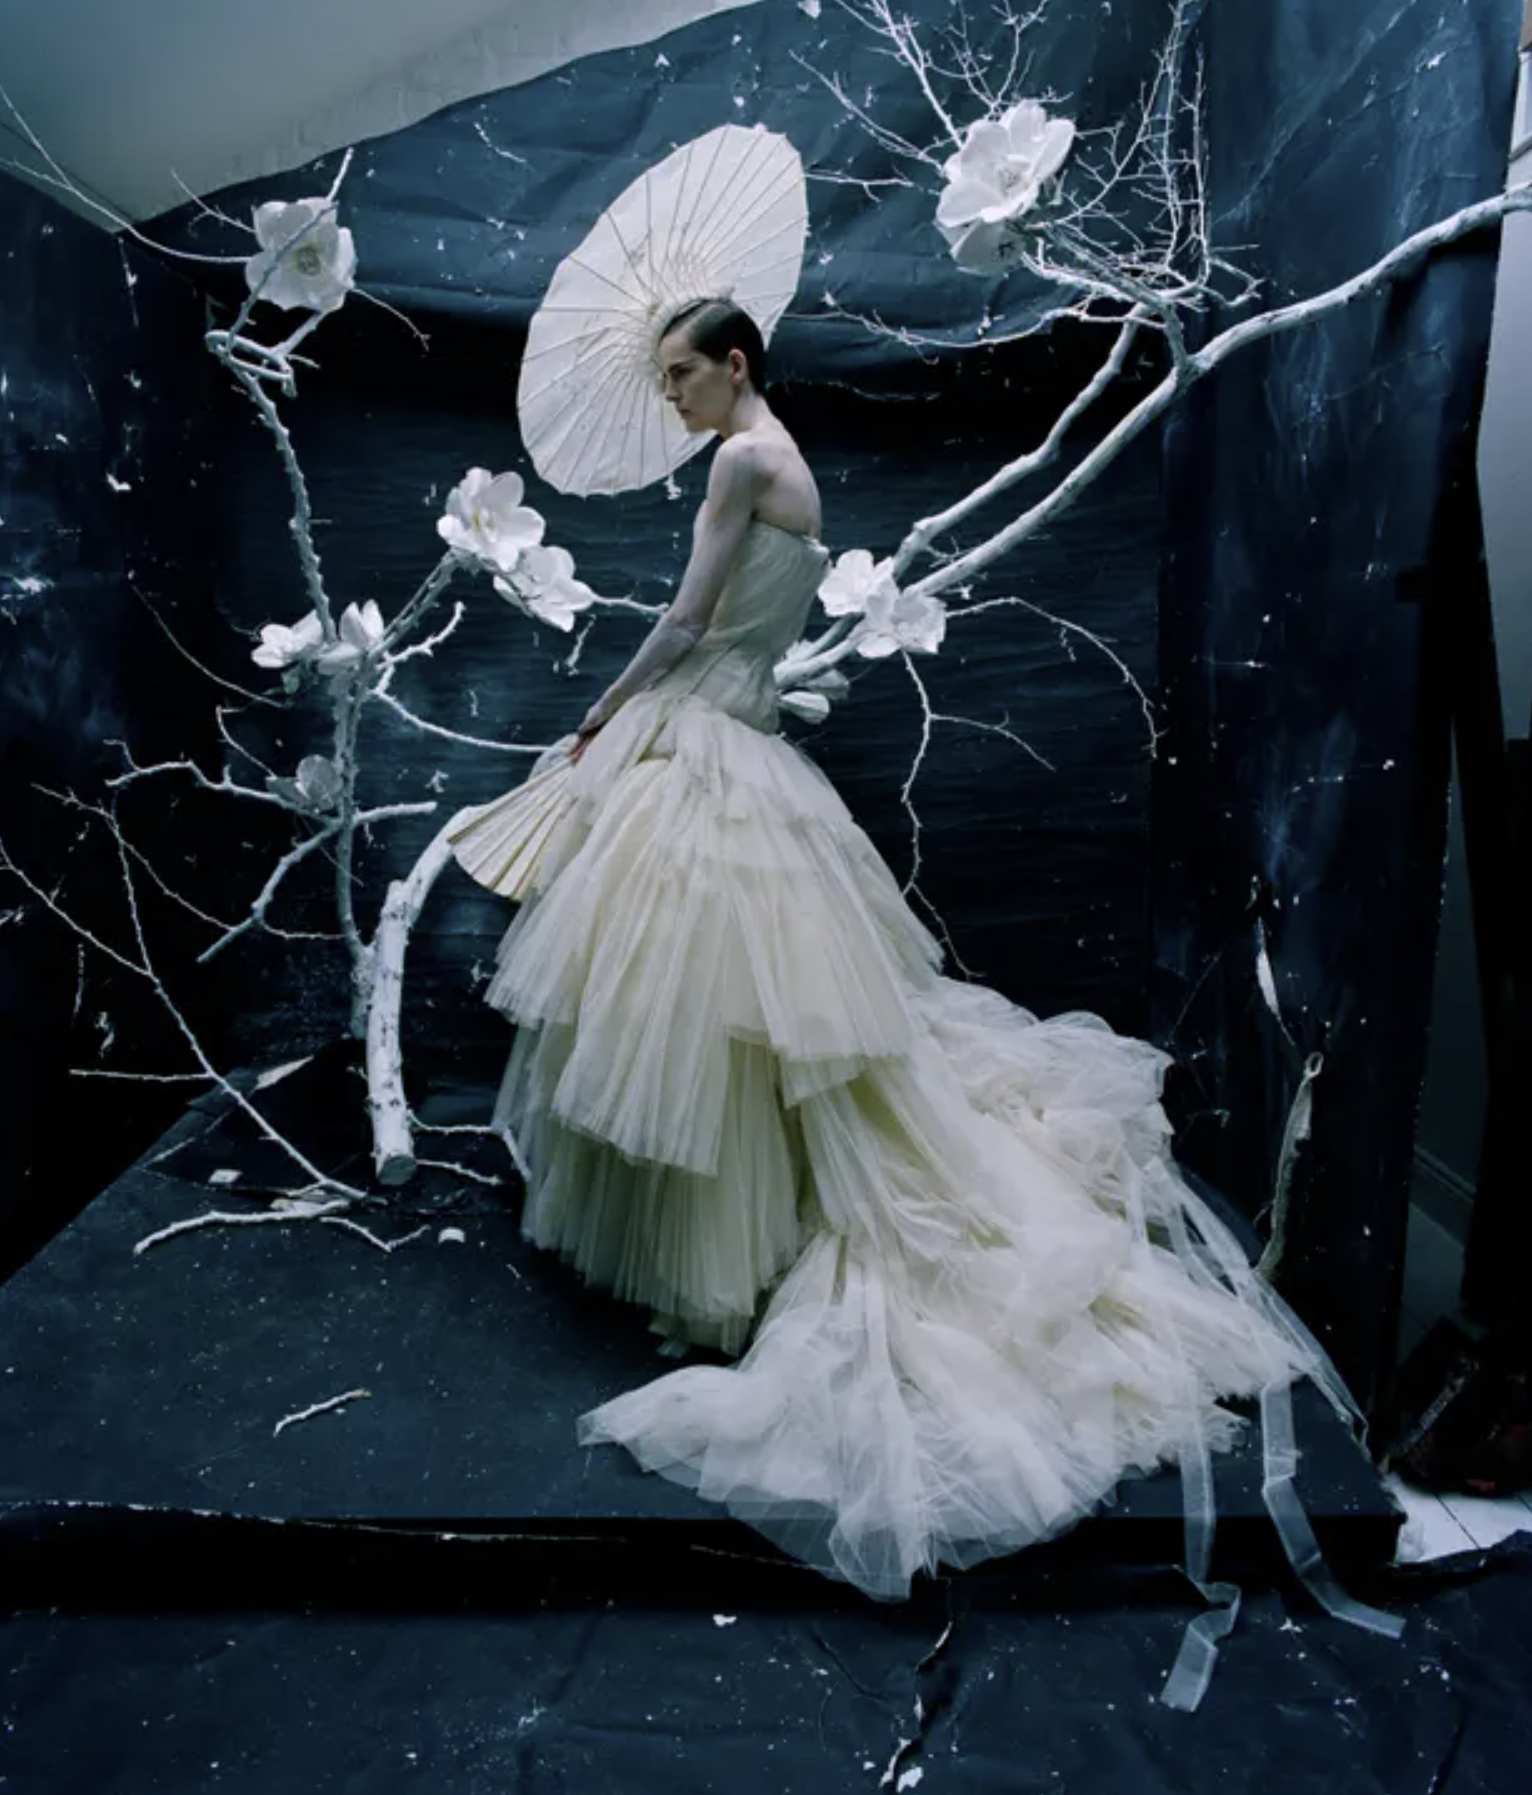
[481,691,1337,1599]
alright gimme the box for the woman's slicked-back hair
[660,297,768,393]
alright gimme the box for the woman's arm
[575,440,761,739]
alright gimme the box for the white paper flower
[266,754,343,812]
[936,100,1075,274]
[314,600,386,674]
[779,689,831,723]
[857,584,948,659]
[495,545,597,632]
[251,612,324,671]
[777,645,850,694]
[437,469,546,578]
[817,549,899,619]
[244,199,357,313]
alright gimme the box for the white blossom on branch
[436,468,546,577]
[494,544,599,632]
[780,689,832,723]
[252,612,324,672]
[935,98,1077,273]
[314,599,386,677]
[244,197,358,315]
[858,580,948,658]
[818,547,899,617]
[265,754,344,813]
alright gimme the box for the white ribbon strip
[1256,1052,1324,1283]
[1259,1379,1406,1640]
[1159,1424,1243,1712]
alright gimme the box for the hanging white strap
[1159,1422,1242,1712]
[1256,1052,1324,1283]
[1259,1379,1406,1640]
[1161,1378,1404,1711]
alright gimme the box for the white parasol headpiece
[517,123,808,497]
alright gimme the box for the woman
[482,298,1334,1603]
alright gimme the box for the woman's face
[657,328,743,434]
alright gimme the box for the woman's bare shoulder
[737,424,819,533]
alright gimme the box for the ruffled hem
[487,695,941,1173]
[496,1022,812,1354]
[579,1229,1292,1600]
[576,981,1318,1598]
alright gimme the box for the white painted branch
[0,82,245,264]
[381,554,460,650]
[789,50,946,172]
[408,1115,501,1138]
[909,365,1177,600]
[135,1200,353,1256]
[318,1217,430,1255]
[961,592,1160,751]
[890,311,1145,580]
[907,184,1532,602]
[413,1157,504,1187]
[380,599,467,669]
[218,354,336,634]
[1196,186,1532,377]
[366,806,483,1185]
[213,704,281,784]
[130,584,284,708]
[104,744,296,808]
[3,821,375,1204]
[871,0,964,150]
[889,654,978,979]
[38,781,247,935]
[273,1387,371,1437]
[195,795,445,964]
[69,1067,213,1083]
[370,686,551,756]
[329,682,371,1031]
[197,823,343,962]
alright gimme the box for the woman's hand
[570,724,602,765]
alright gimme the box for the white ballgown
[465,518,1358,1621]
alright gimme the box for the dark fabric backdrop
[0,180,227,1276]
[1151,0,1520,1402]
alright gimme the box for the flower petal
[316,640,363,672]
[525,591,576,632]
[819,548,876,616]
[486,471,526,509]
[1034,118,1076,183]
[252,200,299,250]
[999,98,1050,144]
[518,545,556,586]
[291,613,324,652]
[936,173,1002,230]
[499,507,546,552]
[780,689,831,722]
[855,631,900,660]
[960,119,1013,166]
[357,600,384,646]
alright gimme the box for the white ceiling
[0,0,764,226]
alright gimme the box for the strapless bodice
[645,519,830,731]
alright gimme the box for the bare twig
[134,1198,353,1256]
[273,1388,372,1437]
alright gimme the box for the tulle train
[484,689,1327,1597]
